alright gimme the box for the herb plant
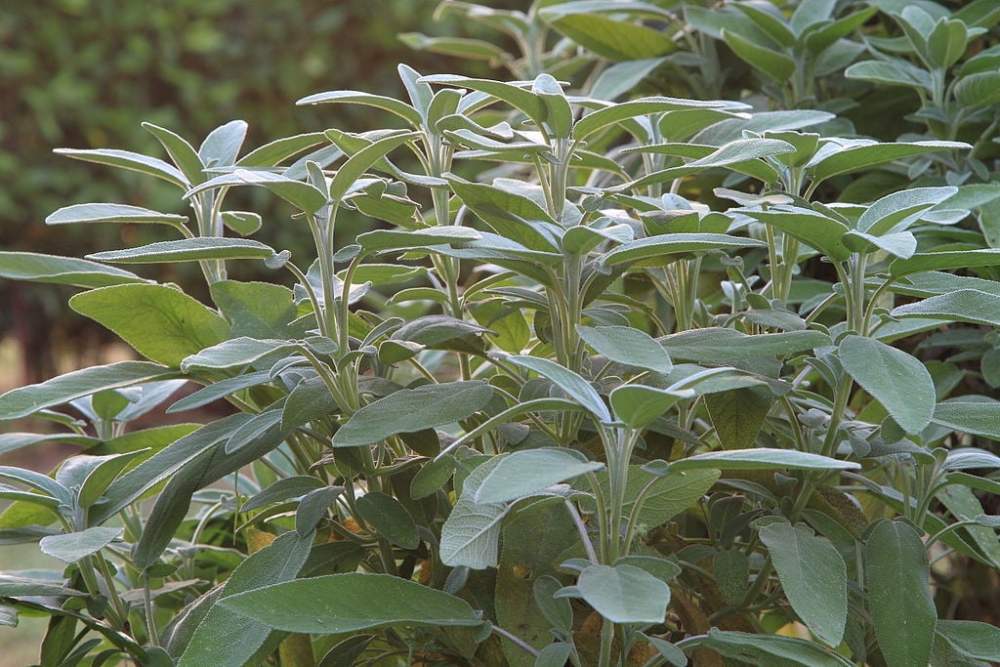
[2,1,1000,666]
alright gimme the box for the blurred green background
[0,1,509,658]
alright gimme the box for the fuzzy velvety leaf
[70,284,229,367]
[742,207,851,261]
[857,186,957,235]
[186,169,327,214]
[141,122,205,184]
[936,620,1000,662]
[177,530,314,667]
[94,414,250,522]
[705,386,773,450]
[574,97,742,141]
[588,466,720,527]
[237,132,329,168]
[955,71,1000,108]
[577,563,669,624]
[0,361,170,421]
[627,139,795,187]
[180,337,298,372]
[329,131,420,203]
[199,120,247,167]
[933,398,1000,441]
[578,325,672,374]
[497,498,579,665]
[845,58,931,90]
[660,328,828,376]
[839,335,935,434]
[0,252,147,288]
[610,384,694,429]
[439,497,507,569]
[807,140,968,185]
[333,381,494,447]
[356,492,419,549]
[420,75,548,125]
[210,280,299,339]
[46,203,188,228]
[865,520,937,667]
[508,355,611,422]
[54,148,188,187]
[472,449,603,504]
[671,448,859,472]
[759,521,847,647]
[87,238,276,264]
[219,574,482,634]
[541,8,676,61]
[296,90,422,126]
[889,249,1000,277]
[399,32,510,63]
[0,575,86,598]
[356,226,481,252]
[602,233,766,267]
[891,289,1000,327]
[722,29,795,82]
[39,527,122,563]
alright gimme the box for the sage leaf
[39,527,122,564]
[671,448,860,472]
[577,325,672,374]
[219,574,482,633]
[332,381,494,447]
[70,284,230,367]
[865,519,937,667]
[87,238,277,264]
[0,361,170,421]
[472,448,604,504]
[508,355,611,422]
[839,335,935,434]
[759,521,847,647]
[577,563,669,624]
[0,251,147,289]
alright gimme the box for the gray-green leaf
[865,519,937,667]
[759,521,847,647]
[577,563,669,624]
[219,573,482,634]
[839,335,935,435]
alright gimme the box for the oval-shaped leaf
[578,325,672,374]
[39,527,122,563]
[70,284,229,367]
[839,335,935,435]
[219,573,482,634]
[508,355,611,422]
[759,521,847,647]
[577,563,669,624]
[473,449,604,504]
[865,519,937,667]
[333,381,494,447]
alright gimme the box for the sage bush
[1,1,999,665]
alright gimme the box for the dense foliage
[0,0,490,382]
[2,0,1000,665]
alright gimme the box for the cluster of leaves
[2,0,1000,665]
[0,0,500,381]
